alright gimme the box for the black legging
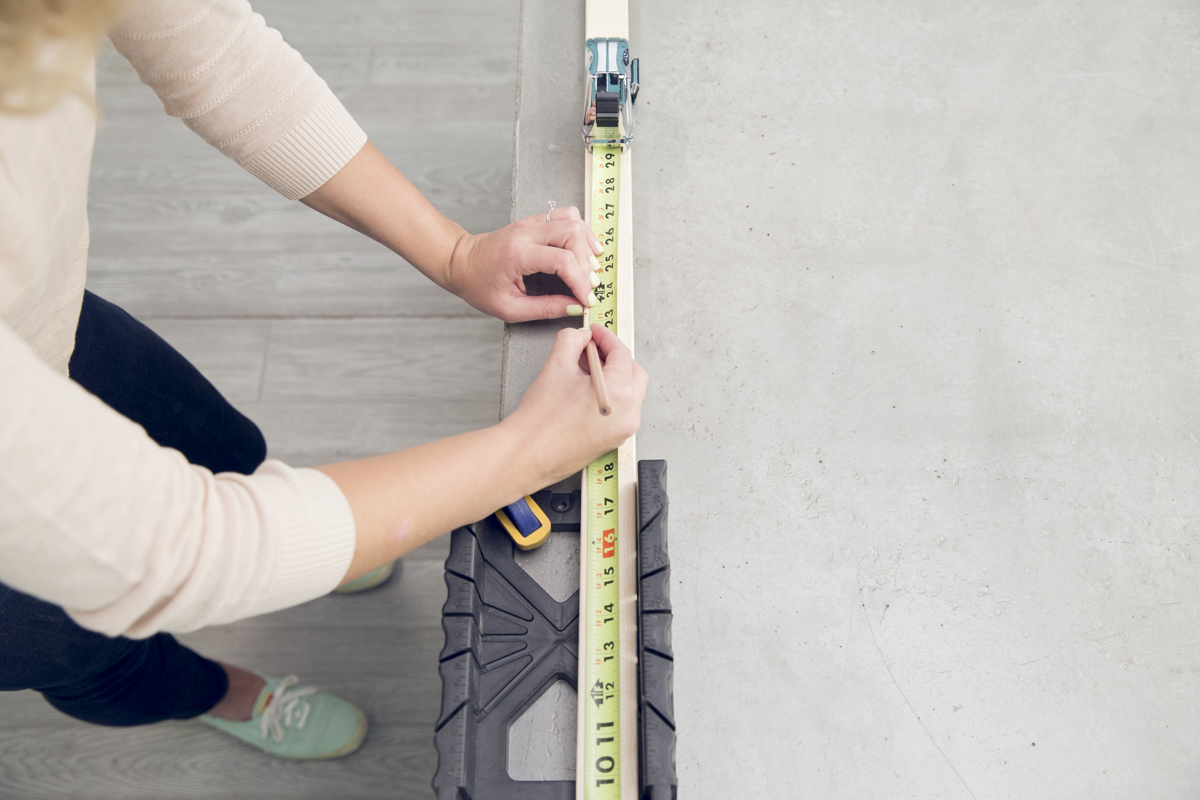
[0,291,266,726]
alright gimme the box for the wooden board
[578,2,639,797]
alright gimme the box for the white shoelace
[259,675,318,744]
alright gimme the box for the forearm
[316,416,550,583]
[301,141,466,288]
[303,140,603,323]
[319,325,647,585]
[0,322,356,637]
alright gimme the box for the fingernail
[566,304,584,316]
[587,292,599,307]
[592,239,603,255]
[589,254,603,272]
[589,271,601,288]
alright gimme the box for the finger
[516,211,599,259]
[538,220,604,264]
[503,293,590,324]
[590,323,632,375]
[520,207,584,232]
[570,208,603,253]
[549,324,593,369]
[523,245,596,308]
[518,207,584,236]
[548,206,582,222]
[549,207,602,253]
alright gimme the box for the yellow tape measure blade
[587,135,621,335]
[582,130,623,800]
[583,448,621,797]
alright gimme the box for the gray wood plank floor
[0,1,518,797]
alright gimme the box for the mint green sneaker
[198,674,367,760]
[331,560,396,594]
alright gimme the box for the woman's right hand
[318,322,646,586]
[506,323,649,487]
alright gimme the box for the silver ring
[546,200,556,221]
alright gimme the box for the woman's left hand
[446,205,604,323]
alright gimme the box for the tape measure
[582,130,623,799]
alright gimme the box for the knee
[224,413,268,475]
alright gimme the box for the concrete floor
[510,1,1200,797]
[638,2,1200,797]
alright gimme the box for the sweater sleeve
[108,0,368,199]
[0,320,357,638]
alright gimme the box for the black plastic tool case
[434,460,676,799]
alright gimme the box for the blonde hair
[0,0,128,114]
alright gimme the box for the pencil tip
[601,407,611,415]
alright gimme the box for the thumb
[590,323,631,374]
[548,325,593,369]
[503,293,587,323]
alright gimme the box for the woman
[0,0,646,760]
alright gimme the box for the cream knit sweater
[0,0,370,638]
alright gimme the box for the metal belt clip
[582,37,639,149]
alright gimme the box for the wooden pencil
[585,340,611,415]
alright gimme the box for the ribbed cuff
[240,89,369,200]
[248,462,357,616]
